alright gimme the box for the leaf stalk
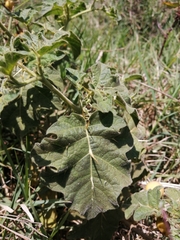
[0,21,12,38]
[41,77,82,114]
[71,7,96,20]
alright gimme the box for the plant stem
[10,75,38,86]
[41,77,82,113]
[71,7,96,19]
[0,21,12,38]
[37,56,82,113]
[17,62,37,77]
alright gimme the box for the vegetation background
[0,0,180,239]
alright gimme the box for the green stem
[8,17,13,32]
[36,55,82,113]
[71,7,96,20]
[17,62,37,77]
[41,77,82,114]
[9,75,39,86]
[14,0,29,11]
[0,21,12,38]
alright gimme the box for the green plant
[0,1,143,239]
[0,0,179,239]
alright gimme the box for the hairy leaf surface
[0,51,28,75]
[32,111,133,219]
[124,187,162,221]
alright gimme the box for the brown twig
[122,219,154,240]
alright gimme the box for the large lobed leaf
[67,208,125,240]
[32,111,133,220]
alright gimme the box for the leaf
[66,67,86,86]
[101,6,118,19]
[134,205,154,221]
[0,90,19,113]
[16,31,39,50]
[0,51,28,75]
[164,188,180,238]
[1,84,56,137]
[124,188,161,221]
[93,92,114,113]
[19,29,81,59]
[43,67,64,90]
[37,31,69,56]
[70,1,87,16]
[124,74,143,83]
[90,62,116,88]
[87,63,119,113]
[40,1,87,19]
[114,85,135,115]
[32,111,133,220]
[147,187,161,208]
[65,31,81,59]
[40,53,66,68]
[67,208,124,240]
[40,2,64,17]
[165,188,180,208]
[165,188,180,203]
[86,63,136,117]
[13,7,38,23]
[131,162,148,182]
[124,202,139,220]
